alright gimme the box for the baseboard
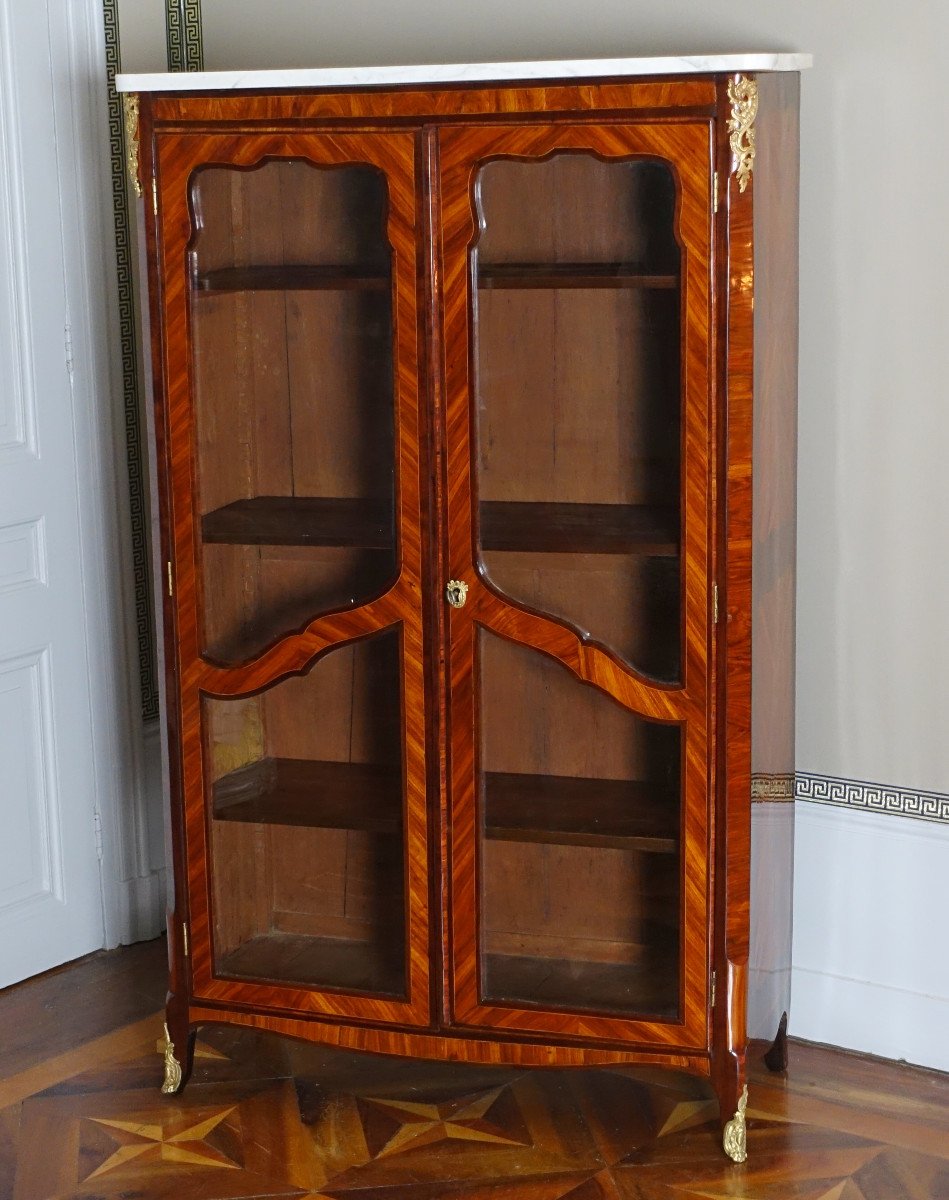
[749,801,793,1039]
[108,719,167,945]
[112,868,167,946]
[791,802,949,1072]
[790,966,949,1073]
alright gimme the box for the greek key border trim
[751,773,794,802]
[100,0,205,722]
[752,771,949,825]
[102,0,159,722]
[166,0,204,73]
[796,772,949,826]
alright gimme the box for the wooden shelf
[483,952,678,1018]
[201,496,678,556]
[219,931,404,996]
[484,772,678,853]
[194,264,389,294]
[213,758,401,833]
[213,759,676,856]
[480,501,679,556]
[478,262,678,290]
[202,496,394,548]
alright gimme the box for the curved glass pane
[478,630,681,1019]
[190,160,397,664]
[472,155,681,681]
[205,628,406,997]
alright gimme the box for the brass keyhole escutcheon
[446,579,468,608]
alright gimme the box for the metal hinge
[713,171,720,213]
[93,809,103,860]
[182,922,189,957]
[713,583,720,624]
[152,177,158,217]
[710,970,717,1009]
[64,324,74,377]
[166,560,173,597]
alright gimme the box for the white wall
[116,0,165,73]
[115,0,949,1067]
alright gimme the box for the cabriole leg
[160,1006,196,1095]
[722,1084,748,1162]
[712,1048,748,1163]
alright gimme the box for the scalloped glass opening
[205,627,407,997]
[477,630,682,1019]
[472,155,682,681]
[189,160,398,665]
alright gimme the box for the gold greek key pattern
[751,772,794,802]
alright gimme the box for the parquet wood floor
[1,941,947,1198]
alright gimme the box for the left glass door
[155,131,432,1026]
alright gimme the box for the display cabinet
[119,54,807,1162]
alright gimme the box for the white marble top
[116,54,811,94]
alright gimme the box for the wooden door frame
[437,119,716,1050]
[145,126,434,1028]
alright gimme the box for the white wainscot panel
[749,801,794,1041]
[0,517,47,594]
[791,802,949,1072]
[0,649,63,909]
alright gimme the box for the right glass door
[441,123,714,1047]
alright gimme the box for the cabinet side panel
[750,72,800,1041]
[136,98,191,1027]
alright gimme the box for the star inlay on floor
[83,1105,241,1177]
[358,1087,533,1158]
[2,1014,948,1199]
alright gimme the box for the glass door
[155,130,432,1026]
[440,123,714,1046]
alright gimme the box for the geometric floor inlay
[5,1016,949,1200]
[357,1088,533,1158]
[83,1106,241,1177]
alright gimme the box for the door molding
[48,0,166,947]
[438,121,714,1048]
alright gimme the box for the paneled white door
[0,0,106,983]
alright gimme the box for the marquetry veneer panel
[130,68,801,1162]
